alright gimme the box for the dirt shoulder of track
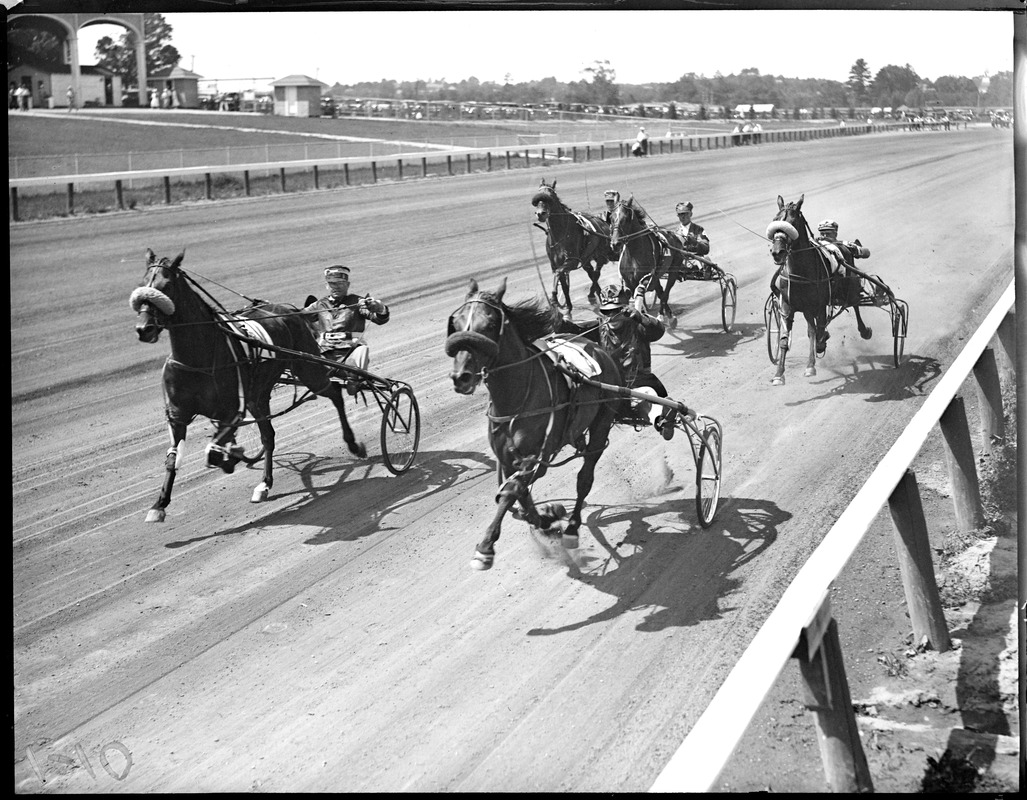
[716,381,1020,793]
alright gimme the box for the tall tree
[847,58,871,103]
[582,60,619,106]
[6,27,63,67]
[870,64,921,108]
[94,12,180,87]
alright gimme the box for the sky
[71,9,1013,92]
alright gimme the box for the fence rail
[9,121,937,221]
[650,280,1016,792]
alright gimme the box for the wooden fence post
[371,161,378,183]
[793,598,874,792]
[115,179,125,209]
[939,395,986,531]
[10,187,18,221]
[67,182,75,215]
[313,165,320,189]
[279,167,286,192]
[994,313,1016,385]
[163,175,171,204]
[244,170,251,196]
[343,164,350,186]
[397,159,403,181]
[421,157,428,177]
[972,347,1005,451]
[204,173,212,200]
[887,470,952,651]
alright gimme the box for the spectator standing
[17,84,30,111]
[65,86,76,112]
[9,82,18,110]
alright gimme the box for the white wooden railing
[651,281,1017,792]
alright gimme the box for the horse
[531,179,613,311]
[446,277,623,571]
[608,196,688,328]
[766,194,871,385]
[131,248,366,522]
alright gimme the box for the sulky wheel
[380,385,421,474]
[891,299,909,368]
[695,424,722,528]
[764,294,782,364]
[721,275,737,332]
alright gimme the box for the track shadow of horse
[526,496,790,636]
[656,322,762,360]
[783,354,942,407]
[164,449,494,548]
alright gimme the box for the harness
[448,296,612,486]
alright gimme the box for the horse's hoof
[536,502,566,520]
[251,485,269,503]
[561,533,579,550]
[667,316,678,330]
[771,376,785,386]
[470,552,494,571]
[804,367,817,377]
[861,326,873,340]
[145,508,166,523]
[350,442,367,459]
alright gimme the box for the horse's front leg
[249,413,276,502]
[146,419,188,522]
[474,467,531,570]
[551,267,572,311]
[659,271,679,329]
[772,309,795,385]
[805,313,821,378]
[583,263,602,305]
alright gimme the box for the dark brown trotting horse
[766,194,871,384]
[608,196,688,328]
[446,277,623,570]
[531,179,613,310]
[131,249,365,522]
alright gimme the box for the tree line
[7,13,1012,111]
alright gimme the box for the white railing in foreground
[650,279,1016,793]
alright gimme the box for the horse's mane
[496,294,558,342]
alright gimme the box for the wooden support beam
[939,395,986,531]
[793,598,874,793]
[887,470,952,651]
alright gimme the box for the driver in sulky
[305,265,390,390]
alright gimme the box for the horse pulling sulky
[131,249,419,522]
[531,179,614,311]
[609,196,737,331]
[446,278,723,571]
[764,195,908,384]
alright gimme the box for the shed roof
[148,65,204,80]
[272,74,327,88]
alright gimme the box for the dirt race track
[12,128,1015,792]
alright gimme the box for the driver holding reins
[558,283,680,440]
[305,265,390,388]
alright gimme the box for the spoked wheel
[380,385,421,474]
[891,299,909,367]
[695,424,722,528]
[720,275,737,332]
[764,294,783,364]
